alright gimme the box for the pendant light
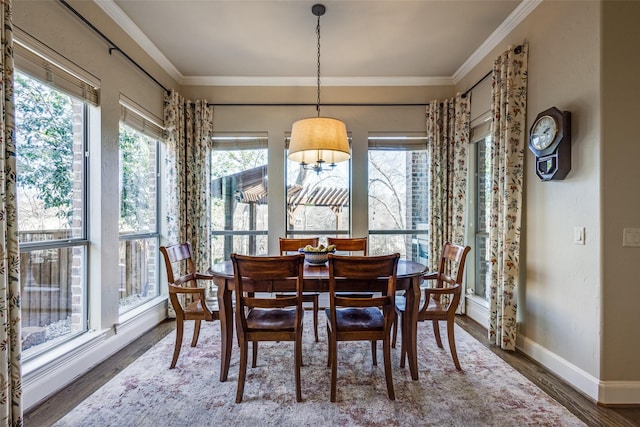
[288,4,350,174]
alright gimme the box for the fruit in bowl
[299,244,336,265]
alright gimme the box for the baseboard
[23,299,167,411]
[598,381,640,405]
[517,333,640,405]
[465,296,489,328]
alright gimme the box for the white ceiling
[98,0,535,86]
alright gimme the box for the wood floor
[24,316,640,426]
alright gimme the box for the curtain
[0,0,22,423]
[163,91,214,314]
[426,94,470,269]
[488,44,528,350]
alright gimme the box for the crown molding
[182,75,454,87]
[453,0,542,84]
[94,0,183,82]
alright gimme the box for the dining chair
[159,242,219,369]
[276,237,320,342]
[231,253,306,403]
[326,252,400,402]
[327,236,367,255]
[393,242,471,370]
[326,237,374,300]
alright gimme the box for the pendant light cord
[316,13,322,117]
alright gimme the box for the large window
[118,100,162,313]
[368,133,428,261]
[211,134,268,261]
[473,131,492,299]
[15,70,89,357]
[286,138,351,238]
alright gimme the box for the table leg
[406,275,420,380]
[216,277,234,382]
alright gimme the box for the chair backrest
[231,253,305,333]
[279,237,319,255]
[434,243,471,288]
[327,253,399,318]
[327,237,368,255]
[160,242,216,319]
[160,242,196,285]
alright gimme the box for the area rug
[55,314,584,426]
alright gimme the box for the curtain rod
[58,0,170,95]
[208,65,499,108]
[207,102,430,107]
[461,70,491,98]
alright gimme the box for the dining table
[209,258,426,382]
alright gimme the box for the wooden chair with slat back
[276,237,320,343]
[326,253,400,402]
[327,237,367,255]
[392,242,471,370]
[231,253,306,403]
[159,242,219,369]
[326,237,373,300]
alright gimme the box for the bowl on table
[299,248,336,265]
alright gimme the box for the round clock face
[530,115,558,151]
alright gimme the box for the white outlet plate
[623,228,640,247]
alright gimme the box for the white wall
[601,0,640,400]
[459,0,640,404]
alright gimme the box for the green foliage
[119,125,156,233]
[15,73,75,224]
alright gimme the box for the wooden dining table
[209,258,426,382]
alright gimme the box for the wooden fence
[20,231,156,328]
[20,230,73,328]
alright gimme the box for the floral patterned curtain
[488,44,528,350]
[426,94,470,298]
[163,91,213,272]
[163,91,214,314]
[0,0,22,423]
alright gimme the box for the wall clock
[528,106,571,181]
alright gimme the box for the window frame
[15,69,91,360]
[367,133,429,261]
[118,100,163,314]
[210,133,269,260]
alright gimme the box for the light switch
[574,227,585,245]
[623,228,640,247]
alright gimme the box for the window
[367,133,428,261]
[473,131,492,299]
[286,137,351,238]
[118,100,162,313]
[210,134,268,261]
[15,70,89,357]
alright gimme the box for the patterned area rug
[55,314,584,426]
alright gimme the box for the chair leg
[326,326,332,367]
[170,319,184,369]
[447,319,461,370]
[432,320,443,348]
[383,335,395,400]
[370,340,377,366]
[312,295,319,343]
[295,330,303,402]
[191,319,201,347]
[391,314,398,349]
[252,341,258,368]
[399,313,407,369]
[330,340,338,402]
[236,341,248,403]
